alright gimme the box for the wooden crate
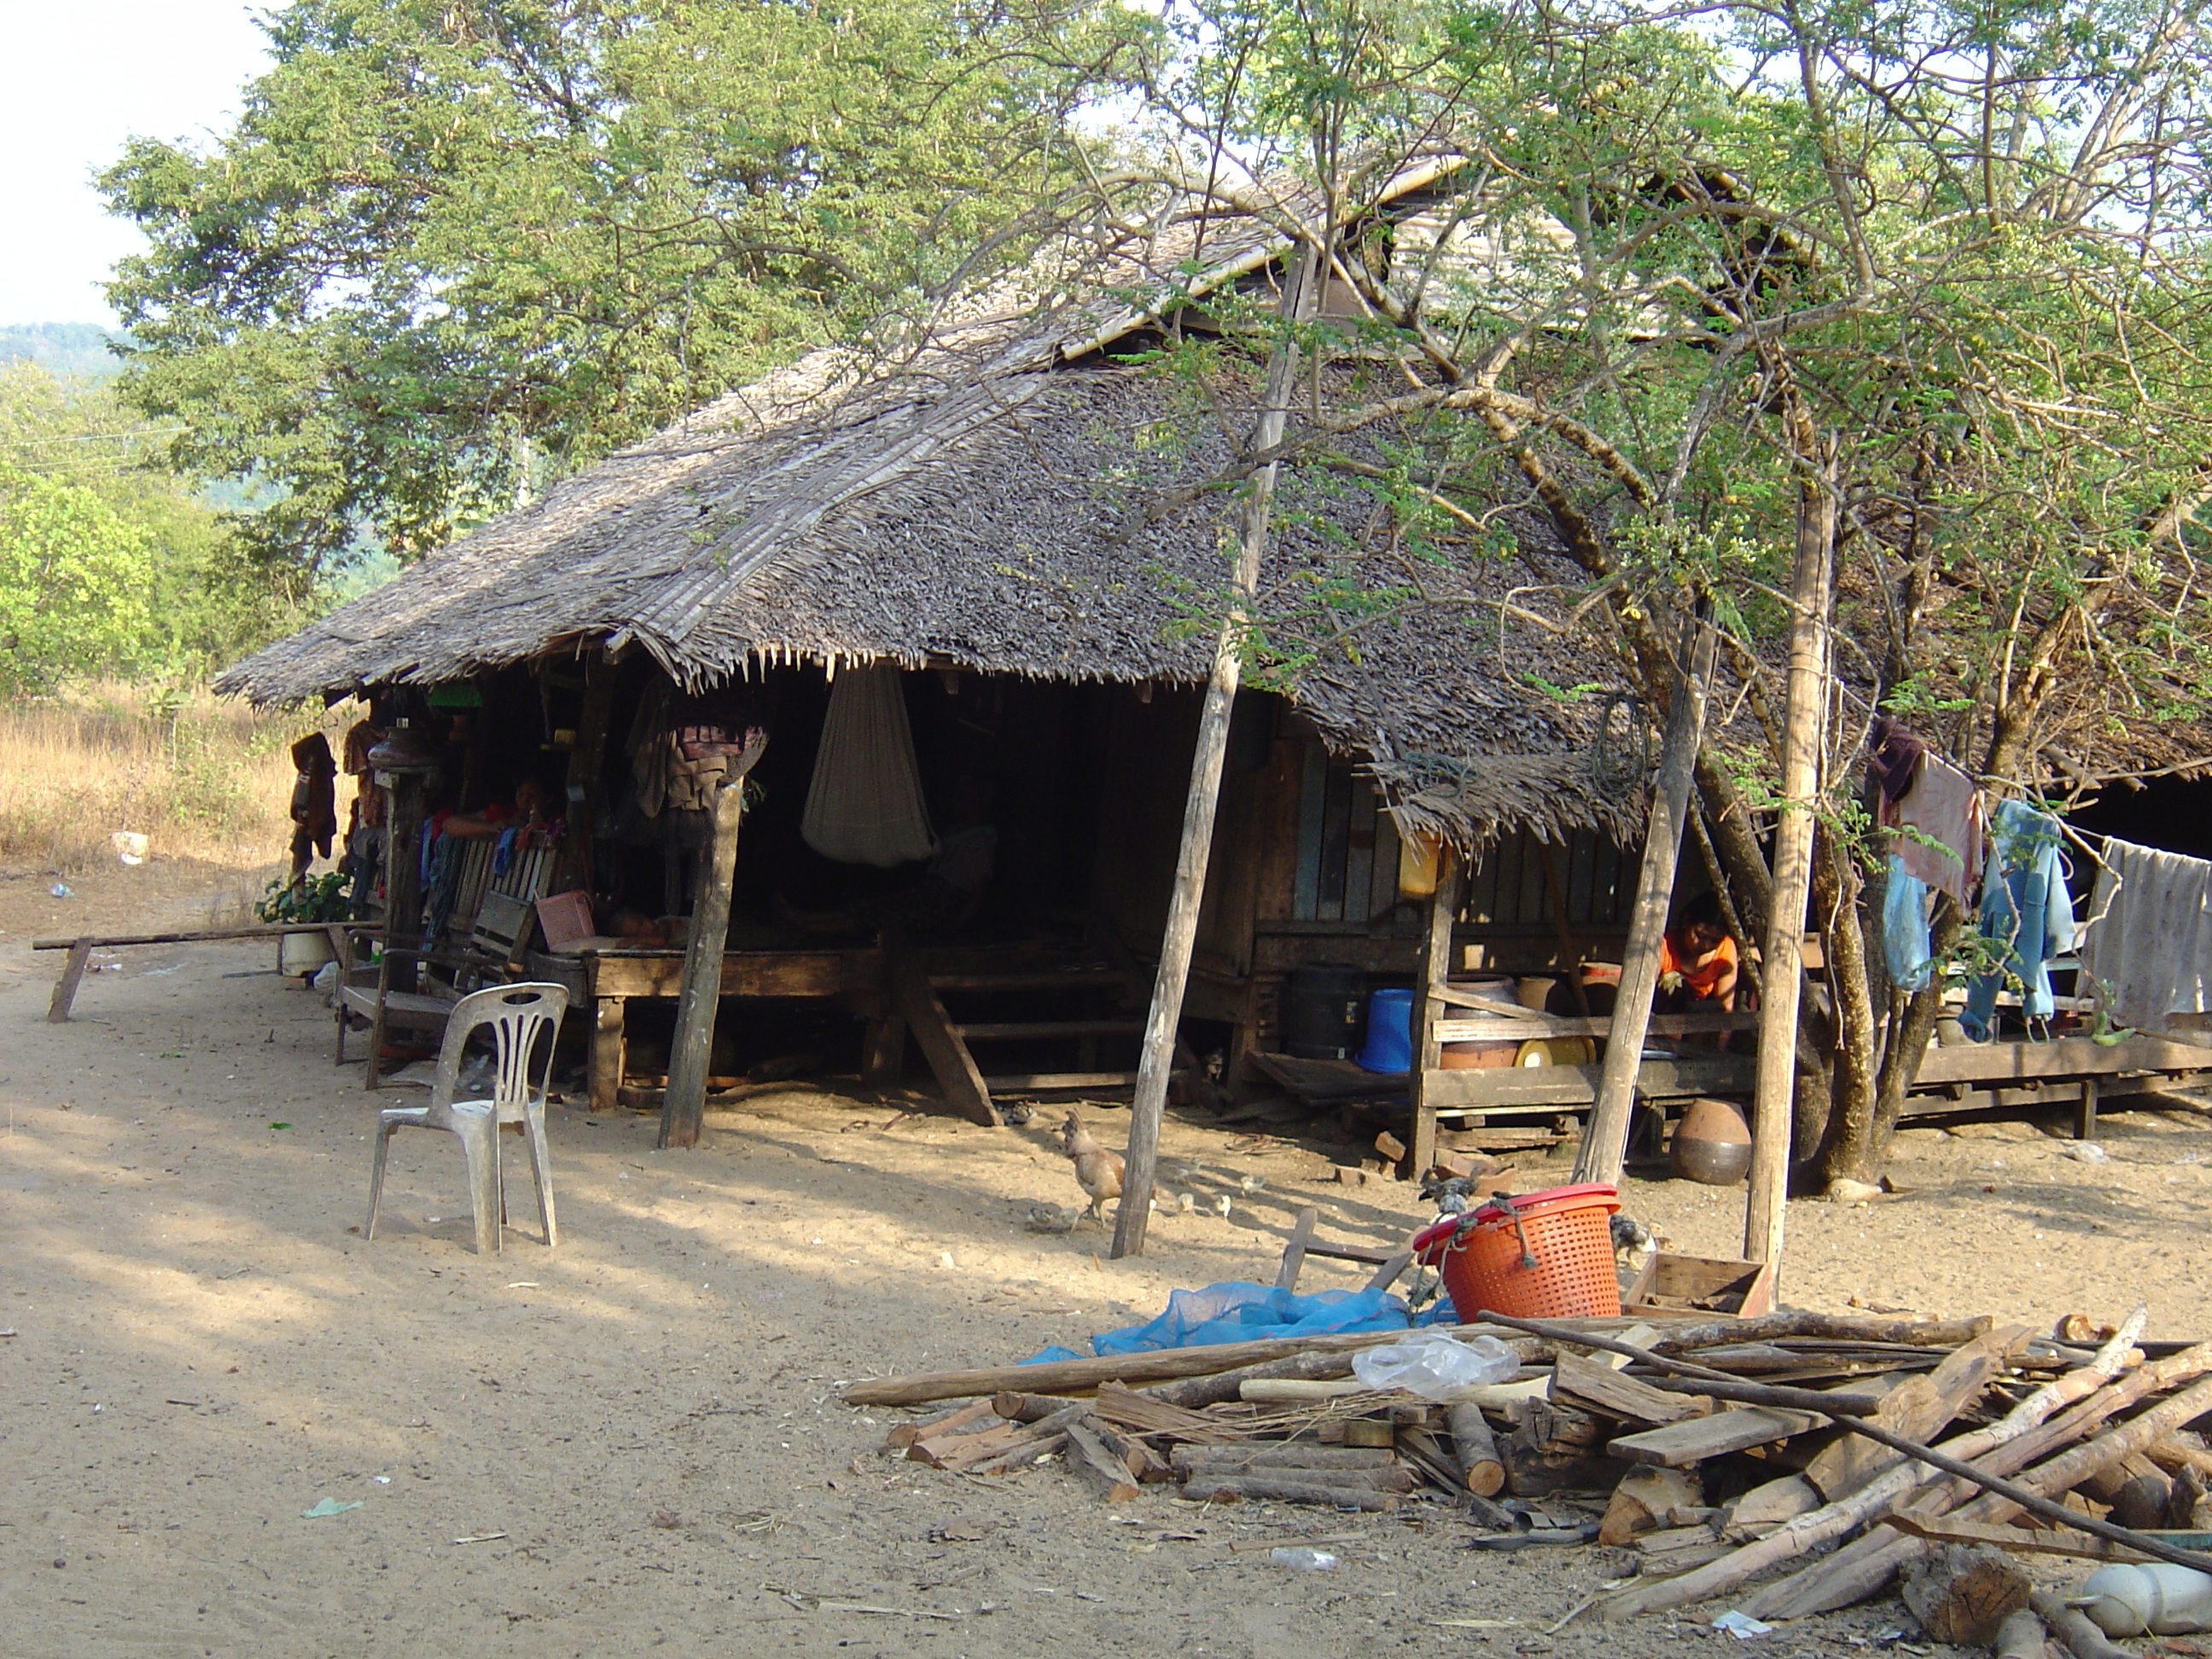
[1621,1251,1776,1318]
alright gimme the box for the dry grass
[0,684,352,874]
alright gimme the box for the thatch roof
[218,166,1656,845]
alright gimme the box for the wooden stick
[844,1320,1556,1407]
[46,940,94,1023]
[1649,1312,1995,1353]
[992,1391,1071,1423]
[1577,611,1712,1186]
[966,1432,1072,1476]
[1113,253,1313,1260]
[32,922,352,951]
[1449,1402,1506,1497]
[1598,1310,2150,1619]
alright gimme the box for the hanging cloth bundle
[801,663,939,868]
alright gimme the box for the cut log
[1722,1475,1821,1535]
[2032,1587,2139,1659]
[1555,1353,1714,1425]
[886,1397,994,1449]
[1601,1467,1703,1545]
[912,1419,1032,1470]
[967,1431,1073,1476]
[1648,1313,1995,1353]
[1063,1417,1143,1503]
[1147,1350,1356,1409]
[1505,1402,1627,1496]
[1169,1444,1398,1470]
[1991,1606,2046,1659]
[992,1390,1073,1423]
[1091,1420,1173,1484]
[1448,1403,1506,1498]
[1900,1542,2032,1647]
[1608,1406,1825,1468]
[1183,1473,1404,1509]
[1240,1377,1373,1402]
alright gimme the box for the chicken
[1056,1111,1136,1221]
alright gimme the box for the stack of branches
[847,1307,2212,1650]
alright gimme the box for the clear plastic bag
[1350,1330,1519,1400]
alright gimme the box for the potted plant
[257,871,353,976]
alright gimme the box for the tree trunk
[1747,452,1835,1266]
[1805,828,1880,1178]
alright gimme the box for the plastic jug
[2071,1563,2212,1636]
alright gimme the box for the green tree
[0,363,299,678]
[1032,0,2212,1193]
[99,0,1145,582]
[0,467,156,694]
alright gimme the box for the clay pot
[1670,1097,1753,1185]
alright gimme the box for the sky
[2,0,276,327]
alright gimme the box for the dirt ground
[3,859,2209,1658]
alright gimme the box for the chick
[1055,1111,1130,1221]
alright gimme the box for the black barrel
[1282,963,1368,1060]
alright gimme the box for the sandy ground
[3,859,2209,1657]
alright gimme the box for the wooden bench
[34,923,351,1022]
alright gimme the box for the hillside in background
[0,323,123,380]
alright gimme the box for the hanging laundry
[1866,715,1930,807]
[802,663,939,868]
[1880,853,1934,993]
[1960,798,2074,1041]
[2077,835,2212,1033]
[1880,748,1983,904]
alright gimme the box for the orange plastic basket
[1412,1183,1621,1321]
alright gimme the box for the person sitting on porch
[1656,890,1738,1012]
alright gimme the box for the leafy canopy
[100,0,1148,579]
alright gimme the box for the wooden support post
[660,734,765,1150]
[1112,252,1313,1260]
[1406,850,1462,1180]
[1275,1207,1318,1291]
[591,995,626,1113]
[46,940,92,1023]
[382,768,429,994]
[2076,1076,2098,1141]
[556,649,617,893]
[1746,446,1836,1267]
[1578,616,1713,1187]
[859,1016,907,1089]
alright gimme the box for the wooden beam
[1418,1056,1755,1110]
[1114,252,1314,1261]
[1275,1207,1319,1291]
[890,954,996,1126]
[1607,1406,1825,1467]
[32,922,360,952]
[583,949,870,999]
[1407,850,1462,1179]
[1579,614,1713,1187]
[1907,1034,2212,1085]
[660,733,765,1150]
[1438,1012,1757,1042]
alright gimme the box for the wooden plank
[1907,1034,2212,1086]
[952,1020,1144,1040]
[1900,1080,2087,1117]
[1432,985,1548,1018]
[46,940,93,1022]
[1292,736,1325,921]
[1421,1057,1756,1110]
[1275,1207,1318,1291]
[1607,1406,1826,1468]
[981,1071,1138,1091]
[584,949,872,999]
[891,954,997,1126]
[1438,1012,1756,1042]
[1552,1354,1714,1425]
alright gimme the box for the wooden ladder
[886,960,1144,1125]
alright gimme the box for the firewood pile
[847,1305,2212,1647]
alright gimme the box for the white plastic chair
[365,981,568,1254]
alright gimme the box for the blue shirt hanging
[1961,799,2074,1040]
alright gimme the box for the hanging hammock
[801,662,940,868]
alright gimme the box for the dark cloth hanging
[1866,715,1928,806]
[288,733,339,867]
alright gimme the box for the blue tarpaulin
[1023,1280,1448,1365]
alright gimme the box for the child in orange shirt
[1656,890,1738,1011]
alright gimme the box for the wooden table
[533,946,886,1111]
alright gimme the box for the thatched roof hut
[219,169,1646,850]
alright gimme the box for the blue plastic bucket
[1353,987,1416,1074]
